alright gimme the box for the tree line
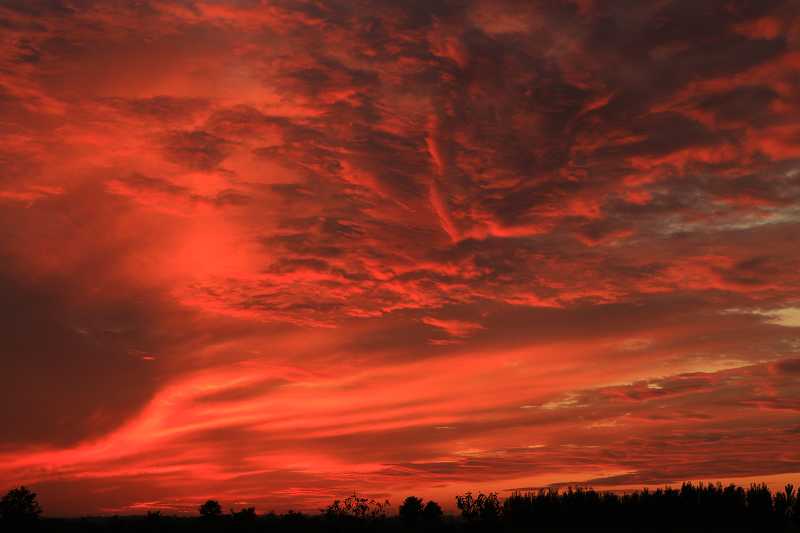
[3,482,800,531]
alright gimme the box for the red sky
[1,0,800,517]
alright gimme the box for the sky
[1,0,800,517]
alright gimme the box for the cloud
[0,185,63,204]
[160,130,233,171]
[421,317,485,340]
[761,307,800,327]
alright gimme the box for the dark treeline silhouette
[4,482,800,531]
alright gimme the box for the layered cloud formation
[1,0,799,516]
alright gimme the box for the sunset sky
[1,0,800,517]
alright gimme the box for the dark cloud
[0,271,163,446]
[160,130,233,171]
[109,96,210,123]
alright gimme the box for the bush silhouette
[198,499,222,518]
[0,486,42,523]
[398,496,424,526]
[231,506,257,521]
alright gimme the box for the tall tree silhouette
[774,483,794,526]
[0,486,42,524]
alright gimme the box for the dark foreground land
[4,483,800,532]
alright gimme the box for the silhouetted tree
[478,492,502,523]
[231,506,257,521]
[399,496,424,526]
[144,510,163,533]
[456,492,501,524]
[198,499,222,518]
[0,486,42,523]
[456,492,478,522]
[324,493,390,520]
[746,483,773,527]
[423,500,443,522]
[775,483,794,527]
[794,485,800,527]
